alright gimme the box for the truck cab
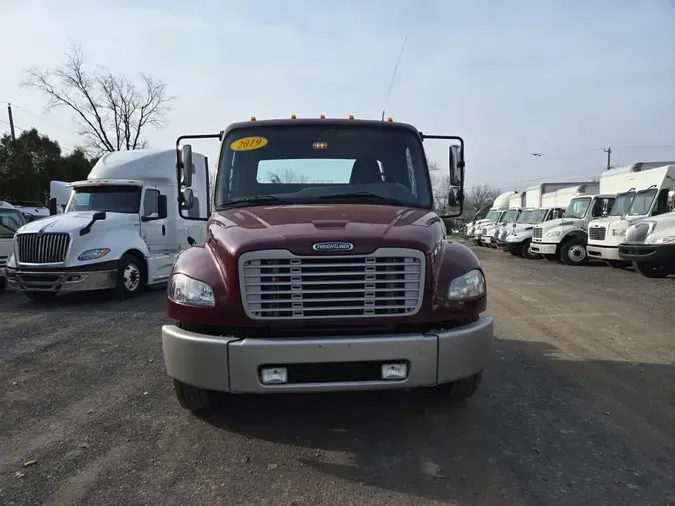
[529,184,614,265]
[483,207,521,248]
[5,149,209,301]
[587,164,675,268]
[0,201,27,290]
[618,207,675,278]
[470,191,516,246]
[500,207,565,257]
[161,116,494,413]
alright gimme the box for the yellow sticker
[230,136,268,151]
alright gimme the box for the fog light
[381,363,408,380]
[261,367,288,385]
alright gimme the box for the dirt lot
[1,246,674,506]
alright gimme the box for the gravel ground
[1,246,674,506]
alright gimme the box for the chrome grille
[626,223,651,243]
[589,227,606,241]
[239,248,425,320]
[481,227,488,235]
[533,227,542,239]
[16,233,70,264]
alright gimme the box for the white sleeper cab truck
[498,182,588,257]
[5,149,209,301]
[482,192,524,248]
[0,202,27,290]
[587,163,675,268]
[471,191,516,245]
[529,182,615,265]
[618,208,675,278]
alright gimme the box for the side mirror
[178,144,194,187]
[447,187,464,208]
[448,145,464,187]
[157,195,168,219]
[48,197,58,216]
[181,188,195,210]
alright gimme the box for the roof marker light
[320,114,325,119]
[250,116,256,121]
[387,117,393,122]
[291,114,297,119]
[348,114,355,120]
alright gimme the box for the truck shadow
[200,338,675,505]
[7,287,166,312]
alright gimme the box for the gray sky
[1,0,675,191]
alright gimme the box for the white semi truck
[0,201,27,289]
[529,182,613,265]
[470,191,517,246]
[587,163,675,268]
[5,149,209,301]
[482,192,524,248]
[498,182,594,257]
[618,207,675,278]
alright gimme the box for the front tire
[543,254,559,262]
[173,380,214,413]
[427,372,483,403]
[114,254,146,298]
[633,261,669,278]
[521,240,540,259]
[560,238,590,266]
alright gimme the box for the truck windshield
[626,188,657,216]
[563,197,591,219]
[0,208,26,237]
[516,210,533,223]
[501,209,518,222]
[485,210,499,221]
[215,124,433,209]
[609,191,635,216]
[66,185,142,214]
[528,209,548,223]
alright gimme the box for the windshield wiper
[215,195,296,210]
[314,192,407,206]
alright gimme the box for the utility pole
[603,147,612,170]
[6,103,16,140]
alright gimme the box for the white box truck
[529,182,614,265]
[587,163,675,267]
[5,149,209,301]
[618,205,675,278]
[470,191,517,246]
[482,192,525,248]
[498,182,595,257]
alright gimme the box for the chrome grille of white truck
[589,227,606,241]
[16,233,70,264]
[532,227,542,239]
[239,248,425,320]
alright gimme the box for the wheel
[543,254,559,262]
[427,372,482,403]
[606,260,630,269]
[632,261,669,278]
[23,291,57,302]
[114,254,146,298]
[173,379,214,412]
[521,240,540,260]
[560,238,589,266]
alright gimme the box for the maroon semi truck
[161,116,494,412]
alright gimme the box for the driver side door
[140,187,166,254]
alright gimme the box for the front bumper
[162,316,494,394]
[529,241,557,255]
[6,265,117,292]
[618,242,675,264]
[587,245,622,261]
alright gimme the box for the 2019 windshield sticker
[230,136,268,152]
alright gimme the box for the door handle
[162,225,166,236]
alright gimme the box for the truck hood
[536,217,583,232]
[16,211,138,236]
[208,204,443,257]
[512,223,536,233]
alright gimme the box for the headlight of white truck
[647,235,675,244]
[545,230,561,237]
[448,269,486,300]
[168,273,215,307]
[6,252,16,268]
[77,248,111,261]
[612,229,626,237]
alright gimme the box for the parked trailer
[5,149,210,301]
[587,164,675,268]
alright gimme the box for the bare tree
[464,184,501,212]
[23,44,174,155]
[266,168,310,184]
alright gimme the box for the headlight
[77,248,111,261]
[448,269,486,300]
[545,230,561,237]
[648,235,675,244]
[7,252,15,267]
[612,229,626,237]
[168,273,215,307]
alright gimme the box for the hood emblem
[312,242,354,252]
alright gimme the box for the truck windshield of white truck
[527,209,549,223]
[626,188,657,217]
[516,209,533,223]
[501,209,518,222]
[609,190,636,216]
[66,185,142,214]
[216,125,433,209]
[564,197,591,219]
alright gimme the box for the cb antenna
[380,36,408,121]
